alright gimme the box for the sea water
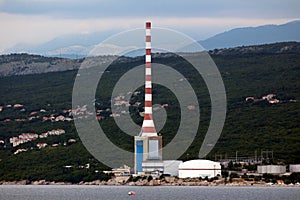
[0,185,299,200]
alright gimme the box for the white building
[103,165,131,176]
[36,142,47,149]
[163,160,182,176]
[178,159,221,178]
[257,165,286,174]
[142,160,164,174]
[289,164,300,173]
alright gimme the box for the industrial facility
[133,22,223,179]
[257,165,286,174]
[178,160,222,178]
[163,160,183,177]
[131,22,300,181]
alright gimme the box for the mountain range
[1,42,300,77]
[4,20,300,58]
[200,20,300,50]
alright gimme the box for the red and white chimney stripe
[141,22,157,137]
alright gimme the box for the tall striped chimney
[134,22,163,174]
[140,22,157,137]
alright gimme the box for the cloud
[0,0,298,53]
[0,0,299,19]
[0,13,129,52]
[0,11,296,53]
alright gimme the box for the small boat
[128,191,136,196]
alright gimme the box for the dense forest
[0,42,299,182]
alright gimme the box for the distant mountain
[5,31,116,58]
[5,21,300,58]
[200,20,300,50]
[1,42,300,77]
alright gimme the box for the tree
[147,175,153,182]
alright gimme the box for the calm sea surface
[0,185,299,200]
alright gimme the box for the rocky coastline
[1,177,299,187]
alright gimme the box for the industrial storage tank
[257,165,286,174]
[178,159,221,178]
[163,160,183,176]
[290,164,300,173]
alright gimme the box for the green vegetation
[0,53,62,65]
[0,43,299,182]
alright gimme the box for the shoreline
[1,179,299,187]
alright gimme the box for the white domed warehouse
[178,159,221,178]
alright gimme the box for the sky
[0,0,299,53]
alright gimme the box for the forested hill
[209,42,300,55]
[0,54,115,77]
[0,42,300,77]
[0,42,299,182]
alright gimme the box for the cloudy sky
[0,0,299,53]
